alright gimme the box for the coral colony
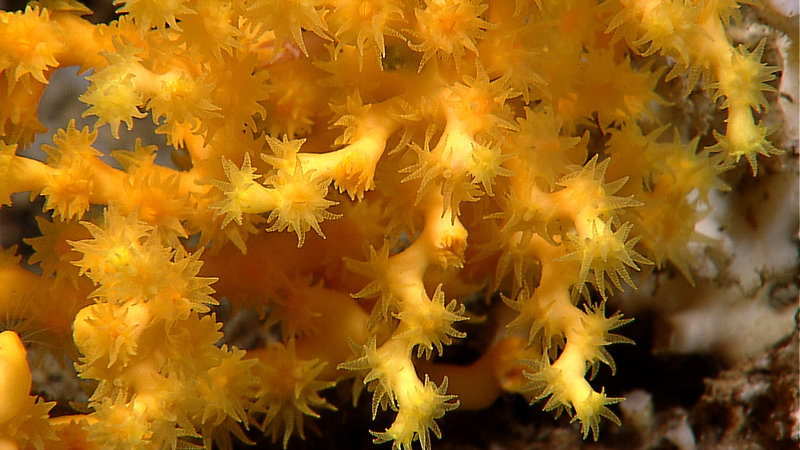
[0,1,786,449]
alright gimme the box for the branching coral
[0,0,792,449]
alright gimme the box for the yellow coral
[0,331,57,449]
[0,1,789,449]
[0,6,62,86]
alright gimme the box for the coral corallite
[0,1,792,449]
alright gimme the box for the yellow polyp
[726,105,761,150]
